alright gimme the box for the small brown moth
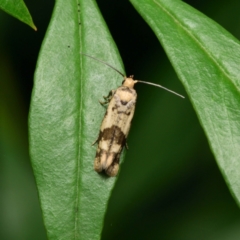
[81,53,184,177]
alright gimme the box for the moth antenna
[136,80,185,98]
[80,53,125,77]
[81,53,184,98]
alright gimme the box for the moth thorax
[123,76,138,89]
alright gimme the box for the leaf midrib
[74,0,82,238]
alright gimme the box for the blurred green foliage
[0,0,36,30]
[1,0,240,239]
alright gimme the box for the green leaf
[0,0,36,30]
[130,0,240,204]
[29,0,124,239]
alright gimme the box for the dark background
[1,0,240,239]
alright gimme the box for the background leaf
[29,0,125,239]
[0,0,36,30]
[130,0,240,205]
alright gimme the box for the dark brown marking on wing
[120,100,128,105]
[121,87,133,93]
[105,150,122,176]
[101,127,114,140]
[95,137,125,176]
[106,146,124,175]
[114,127,126,145]
[95,147,101,158]
[112,103,119,112]
[117,110,132,115]
[99,125,126,146]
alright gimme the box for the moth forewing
[94,77,137,176]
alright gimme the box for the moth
[81,53,184,177]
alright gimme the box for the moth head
[122,75,138,88]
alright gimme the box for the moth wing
[94,87,137,176]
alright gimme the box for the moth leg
[125,141,129,150]
[92,131,102,146]
[99,89,115,105]
[103,95,110,100]
[104,89,115,100]
[92,138,98,146]
[99,100,109,106]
